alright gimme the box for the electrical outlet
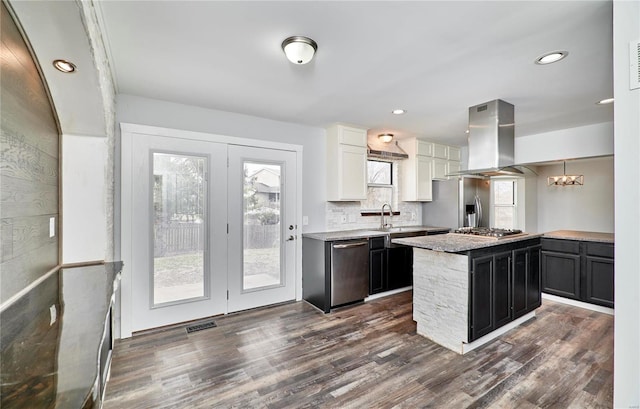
[49,305,57,325]
[340,215,347,223]
[49,217,55,238]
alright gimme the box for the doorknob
[289,225,295,230]
[286,235,295,241]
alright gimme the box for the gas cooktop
[452,227,526,239]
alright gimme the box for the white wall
[62,134,108,263]
[613,1,640,406]
[515,122,613,164]
[115,94,327,241]
[536,157,614,233]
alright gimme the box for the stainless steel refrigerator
[422,177,491,229]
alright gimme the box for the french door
[227,145,296,312]
[122,132,298,333]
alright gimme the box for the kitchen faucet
[381,203,393,229]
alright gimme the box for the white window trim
[490,177,518,229]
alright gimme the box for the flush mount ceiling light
[378,133,394,143]
[281,36,317,65]
[535,51,568,65]
[597,98,614,105]
[391,109,406,115]
[52,59,76,73]
[547,161,584,186]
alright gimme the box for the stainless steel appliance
[330,240,369,307]
[422,176,490,229]
[448,99,524,177]
[452,227,525,239]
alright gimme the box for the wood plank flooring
[104,292,613,408]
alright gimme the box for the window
[492,179,516,229]
[361,160,394,210]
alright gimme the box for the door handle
[286,235,295,241]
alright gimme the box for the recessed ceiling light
[535,51,568,65]
[391,109,406,115]
[597,98,614,105]
[53,59,76,73]
[465,129,470,134]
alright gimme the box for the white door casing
[120,123,303,338]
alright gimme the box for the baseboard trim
[542,293,614,315]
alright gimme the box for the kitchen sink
[370,227,429,247]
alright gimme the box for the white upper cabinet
[433,143,448,159]
[432,158,449,180]
[326,124,368,201]
[400,138,461,189]
[398,138,433,201]
[448,146,461,161]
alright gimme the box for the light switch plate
[49,305,57,325]
[302,216,309,225]
[49,217,55,238]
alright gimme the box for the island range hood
[448,99,523,177]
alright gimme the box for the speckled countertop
[302,226,450,241]
[543,230,614,243]
[393,232,543,252]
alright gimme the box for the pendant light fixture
[281,36,317,64]
[547,161,584,186]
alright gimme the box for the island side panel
[412,248,469,354]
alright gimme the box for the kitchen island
[393,233,542,354]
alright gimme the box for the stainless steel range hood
[448,99,523,177]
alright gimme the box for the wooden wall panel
[0,2,59,305]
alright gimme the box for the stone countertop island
[392,233,543,354]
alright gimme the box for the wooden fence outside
[154,222,279,256]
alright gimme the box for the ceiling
[95,1,613,146]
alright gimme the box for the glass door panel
[243,162,282,291]
[152,153,207,305]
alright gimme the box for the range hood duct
[367,137,408,160]
[448,99,523,177]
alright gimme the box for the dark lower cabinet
[369,239,413,295]
[541,239,614,308]
[541,251,581,299]
[469,240,541,342]
[470,255,494,340]
[369,238,386,294]
[387,246,413,290]
[585,256,614,307]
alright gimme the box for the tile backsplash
[326,161,422,231]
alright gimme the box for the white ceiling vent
[631,39,640,90]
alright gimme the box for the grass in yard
[154,248,280,287]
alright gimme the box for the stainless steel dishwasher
[330,239,369,307]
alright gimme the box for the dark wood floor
[104,292,613,408]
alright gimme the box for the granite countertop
[393,232,543,252]
[0,261,123,408]
[543,230,614,243]
[302,226,450,241]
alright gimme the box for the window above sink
[360,160,398,214]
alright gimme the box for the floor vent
[186,320,217,334]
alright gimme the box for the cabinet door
[433,143,448,159]
[339,126,367,147]
[388,246,413,290]
[369,249,387,294]
[541,251,581,299]
[432,158,448,180]
[585,256,614,307]
[448,146,461,161]
[527,245,541,311]
[470,255,493,341]
[338,144,367,200]
[494,252,512,328]
[447,161,461,178]
[416,156,433,201]
[512,248,528,319]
